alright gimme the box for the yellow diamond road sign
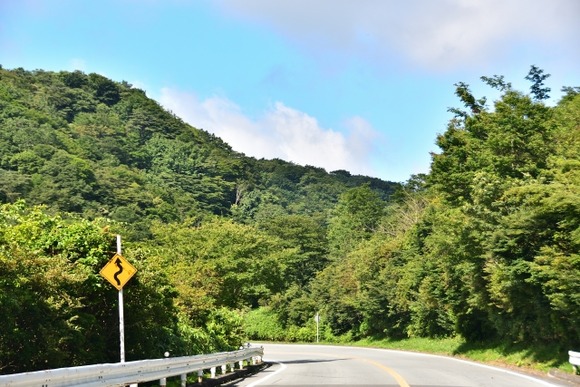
[100,253,137,290]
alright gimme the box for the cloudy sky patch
[1,0,578,181]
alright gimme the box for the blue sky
[1,0,579,182]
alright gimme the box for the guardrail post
[181,373,187,387]
[160,376,166,387]
[239,360,244,369]
[197,369,203,383]
[210,366,216,378]
[221,364,227,374]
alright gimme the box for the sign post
[100,235,137,363]
[315,313,320,343]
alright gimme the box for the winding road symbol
[100,254,137,290]
[113,258,123,286]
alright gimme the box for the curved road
[227,343,567,387]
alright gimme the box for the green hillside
[0,67,399,372]
[0,66,578,374]
[0,67,397,237]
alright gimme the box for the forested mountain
[0,66,578,374]
[0,66,399,372]
[0,67,397,239]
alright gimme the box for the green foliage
[243,306,318,343]
[357,336,570,373]
[0,67,398,240]
[242,307,287,342]
[0,201,253,372]
[1,66,578,373]
[205,308,245,351]
[525,65,551,101]
[301,72,579,354]
[327,184,386,259]
[270,285,317,328]
[311,258,363,337]
[149,217,292,310]
[258,214,328,286]
[426,75,579,347]
[0,202,116,371]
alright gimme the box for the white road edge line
[246,361,287,387]
[358,346,560,387]
[260,344,560,387]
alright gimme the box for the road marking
[257,345,559,386]
[257,350,410,387]
[246,361,287,387]
[358,358,410,387]
[309,351,410,387]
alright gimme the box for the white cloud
[160,88,378,176]
[214,0,580,70]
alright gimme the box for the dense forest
[0,66,578,374]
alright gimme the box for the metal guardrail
[570,350,580,374]
[0,346,264,387]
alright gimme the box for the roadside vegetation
[355,337,571,374]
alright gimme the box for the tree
[327,184,385,259]
[525,65,551,101]
[431,72,554,205]
[149,217,292,310]
[88,73,120,106]
[258,214,328,287]
[0,201,184,371]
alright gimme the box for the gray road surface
[225,343,569,387]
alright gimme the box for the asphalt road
[225,343,569,387]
